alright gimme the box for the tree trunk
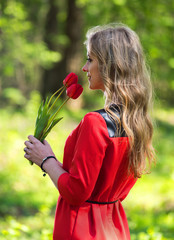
[41,0,83,98]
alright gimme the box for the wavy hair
[85,24,156,178]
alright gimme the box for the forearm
[42,158,67,189]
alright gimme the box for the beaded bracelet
[41,156,57,177]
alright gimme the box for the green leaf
[40,117,63,142]
[34,114,50,140]
[42,100,49,116]
[38,100,44,117]
[35,100,44,126]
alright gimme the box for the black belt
[86,200,118,205]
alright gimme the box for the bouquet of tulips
[30,73,83,165]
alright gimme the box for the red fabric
[53,112,137,240]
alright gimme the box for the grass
[0,91,174,239]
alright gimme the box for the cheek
[96,74,105,89]
[96,69,103,82]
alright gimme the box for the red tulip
[63,72,78,88]
[66,84,83,99]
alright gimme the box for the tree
[0,0,174,105]
[41,0,83,98]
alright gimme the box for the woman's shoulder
[77,109,110,137]
[82,106,126,138]
[81,111,106,127]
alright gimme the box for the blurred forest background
[0,0,174,239]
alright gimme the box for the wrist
[41,156,57,176]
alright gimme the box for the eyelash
[87,58,92,62]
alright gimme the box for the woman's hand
[24,135,55,167]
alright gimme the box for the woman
[24,24,155,240]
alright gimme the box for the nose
[82,63,88,72]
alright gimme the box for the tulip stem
[55,97,70,115]
[50,97,70,123]
[47,86,65,108]
[48,86,66,114]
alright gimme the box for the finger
[43,139,49,146]
[24,153,31,160]
[28,135,38,144]
[24,141,33,148]
[24,147,30,153]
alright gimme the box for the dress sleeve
[57,112,109,205]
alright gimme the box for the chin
[89,83,93,89]
[89,85,95,90]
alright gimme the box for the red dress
[53,111,137,240]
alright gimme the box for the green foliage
[0,0,61,95]
[0,0,174,104]
[2,88,27,107]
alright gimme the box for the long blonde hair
[85,24,156,178]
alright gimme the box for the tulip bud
[66,84,83,99]
[63,72,78,88]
